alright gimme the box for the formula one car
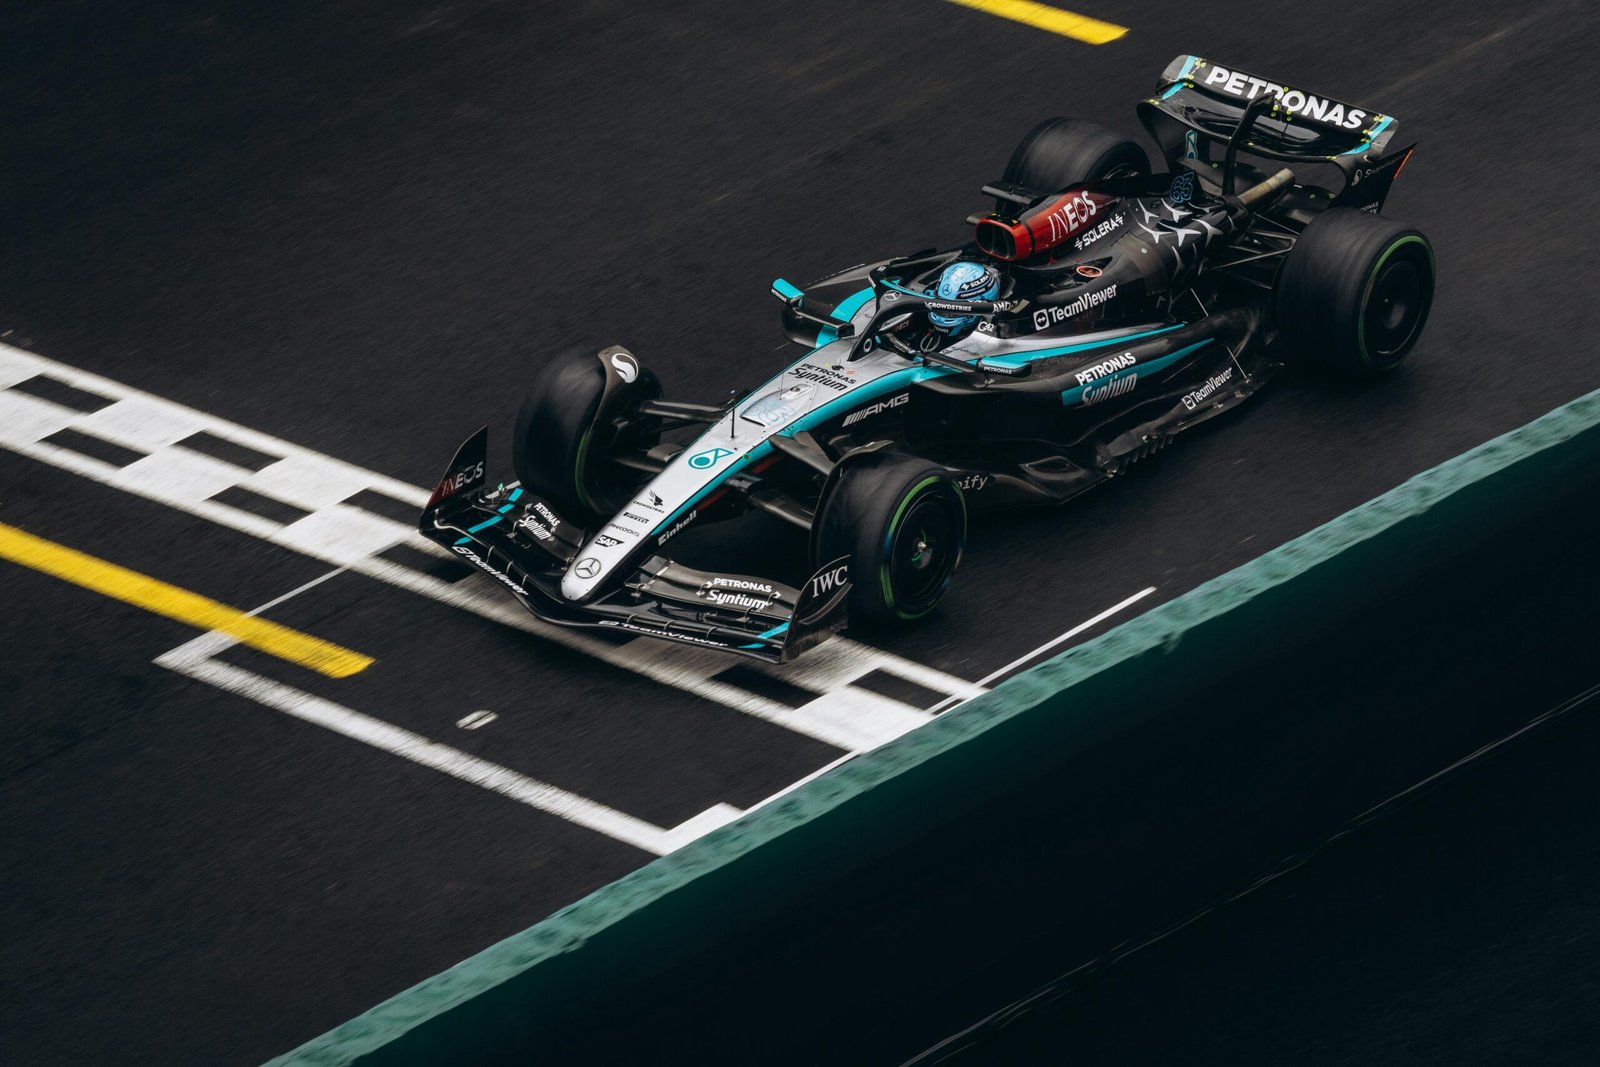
[421,55,1435,662]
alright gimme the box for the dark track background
[957,700,1600,1066]
[2,0,1597,1062]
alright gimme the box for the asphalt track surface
[2,0,1597,1062]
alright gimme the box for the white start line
[1,342,1155,853]
[157,627,738,856]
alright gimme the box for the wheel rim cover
[891,497,955,605]
[1364,257,1425,360]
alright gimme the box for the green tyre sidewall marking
[572,425,596,514]
[1357,234,1432,370]
[879,475,964,621]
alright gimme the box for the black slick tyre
[814,453,967,627]
[1003,118,1150,196]
[1276,209,1435,377]
[512,348,659,519]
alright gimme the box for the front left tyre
[512,347,660,520]
[814,452,967,627]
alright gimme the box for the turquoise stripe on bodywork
[740,621,791,649]
[454,511,507,544]
[815,287,875,347]
[831,287,876,322]
[1341,115,1393,156]
[983,325,1183,368]
[787,326,1190,434]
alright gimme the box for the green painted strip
[269,383,1600,1065]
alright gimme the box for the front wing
[418,429,851,663]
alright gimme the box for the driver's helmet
[927,261,1001,333]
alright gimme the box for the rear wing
[1138,54,1397,167]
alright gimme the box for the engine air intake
[975,187,1116,262]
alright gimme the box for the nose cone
[561,555,605,601]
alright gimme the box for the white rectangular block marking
[0,390,80,447]
[275,505,415,566]
[117,446,250,502]
[245,454,376,511]
[76,396,209,451]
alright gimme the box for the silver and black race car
[420,55,1435,662]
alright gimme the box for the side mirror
[773,279,857,340]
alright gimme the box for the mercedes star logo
[573,557,601,579]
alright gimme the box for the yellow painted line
[942,0,1128,44]
[0,522,373,678]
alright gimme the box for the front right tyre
[814,453,967,628]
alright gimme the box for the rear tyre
[814,453,967,627]
[512,348,660,519]
[1276,209,1435,378]
[1003,118,1150,197]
